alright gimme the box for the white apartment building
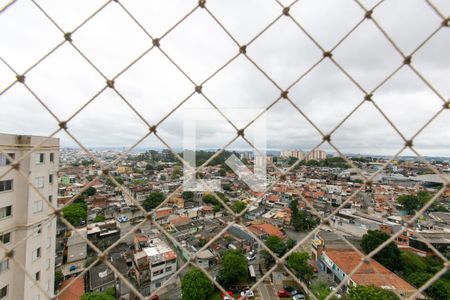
[254,155,273,168]
[142,238,177,293]
[306,149,327,161]
[0,134,59,300]
[280,149,305,160]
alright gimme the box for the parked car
[278,289,291,298]
[240,289,254,298]
[246,250,257,261]
[246,254,256,261]
[221,291,234,300]
[292,293,306,300]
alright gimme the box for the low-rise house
[248,223,284,240]
[129,186,153,205]
[196,249,216,269]
[58,277,85,300]
[88,264,115,293]
[321,249,419,298]
[142,238,178,293]
[67,229,87,264]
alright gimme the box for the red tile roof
[324,249,416,292]
[155,208,173,219]
[170,216,190,226]
[58,277,85,300]
[248,223,284,239]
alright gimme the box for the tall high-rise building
[280,149,305,160]
[306,149,327,161]
[0,134,59,300]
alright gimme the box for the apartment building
[0,133,59,300]
[133,237,177,295]
[306,149,327,161]
[280,149,305,160]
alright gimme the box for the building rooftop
[248,223,284,239]
[143,238,177,265]
[324,249,416,293]
[89,263,115,291]
[58,277,85,300]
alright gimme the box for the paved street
[257,283,278,300]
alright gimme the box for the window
[0,206,12,219]
[35,177,44,189]
[48,195,53,203]
[0,180,12,192]
[0,285,7,299]
[36,153,44,164]
[0,232,11,244]
[46,258,50,269]
[152,270,163,276]
[50,153,54,162]
[165,266,172,272]
[0,260,9,273]
[34,224,42,237]
[0,153,14,166]
[32,247,41,261]
[35,271,40,281]
[32,295,40,300]
[33,200,43,213]
[49,174,53,184]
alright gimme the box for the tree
[427,279,449,300]
[397,194,421,214]
[265,236,287,257]
[290,199,318,231]
[287,252,314,283]
[347,285,399,300]
[182,191,194,201]
[62,202,87,226]
[218,168,226,177]
[406,272,432,287]
[231,201,246,213]
[361,230,401,272]
[82,187,97,197]
[292,210,319,232]
[222,183,232,191]
[143,192,165,211]
[285,238,296,250]
[311,279,339,300]
[217,250,249,288]
[198,238,207,248]
[202,194,223,210]
[54,270,64,291]
[172,166,182,179]
[202,194,218,205]
[400,251,427,275]
[181,269,214,300]
[262,236,294,267]
[417,191,432,205]
[105,176,123,187]
[94,214,106,223]
[81,292,115,300]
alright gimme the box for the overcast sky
[0,0,449,157]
